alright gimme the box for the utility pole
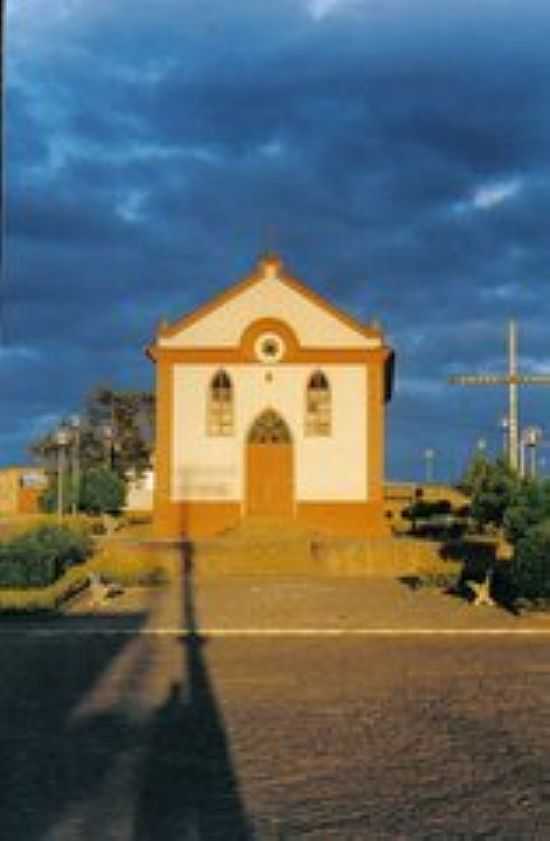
[449,321,550,472]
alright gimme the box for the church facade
[147,254,394,538]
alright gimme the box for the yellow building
[0,466,48,515]
[147,254,394,538]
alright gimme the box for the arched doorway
[246,409,294,518]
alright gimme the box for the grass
[0,534,170,615]
[92,541,170,586]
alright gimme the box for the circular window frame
[254,332,286,364]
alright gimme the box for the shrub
[0,524,94,589]
[503,479,550,546]
[0,562,92,614]
[80,468,126,515]
[509,519,550,604]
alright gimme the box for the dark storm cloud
[4,0,550,476]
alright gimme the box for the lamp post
[523,426,543,479]
[69,414,81,515]
[54,426,70,522]
[519,426,543,479]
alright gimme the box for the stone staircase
[183,518,452,578]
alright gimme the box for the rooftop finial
[258,251,283,278]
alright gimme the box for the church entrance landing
[246,410,294,518]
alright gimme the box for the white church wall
[124,469,154,511]
[161,275,380,350]
[172,364,368,502]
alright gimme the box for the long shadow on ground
[0,605,151,840]
[134,545,254,840]
[0,551,253,840]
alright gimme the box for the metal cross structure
[449,320,550,472]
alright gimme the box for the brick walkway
[2,571,550,839]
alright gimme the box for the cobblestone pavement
[3,574,550,839]
[68,572,550,633]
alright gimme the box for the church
[147,254,394,538]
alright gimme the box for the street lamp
[69,414,81,515]
[529,429,541,479]
[54,426,70,521]
[499,416,509,459]
[477,438,487,454]
[520,426,543,479]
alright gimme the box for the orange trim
[367,359,384,503]
[154,501,242,538]
[153,360,173,536]
[152,500,388,538]
[156,254,382,343]
[148,345,391,365]
[240,318,300,361]
[158,267,263,339]
[277,270,382,341]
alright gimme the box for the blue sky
[4,0,550,481]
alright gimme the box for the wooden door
[246,443,293,517]
[246,410,294,517]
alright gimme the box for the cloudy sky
[4,0,550,481]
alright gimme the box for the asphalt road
[2,582,550,840]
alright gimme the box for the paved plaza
[2,573,550,839]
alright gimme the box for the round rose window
[254,332,285,363]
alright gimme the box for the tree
[503,479,550,546]
[460,455,520,532]
[79,467,126,515]
[84,386,154,477]
[510,520,550,603]
[30,386,155,479]
[459,452,492,497]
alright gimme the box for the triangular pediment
[156,254,382,350]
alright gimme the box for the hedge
[0,562,92,614]
[510,519,550,605]
[0,524,94,589]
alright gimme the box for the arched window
[207,370,234,436]
[305,371,331,436]
[248,409,291,444]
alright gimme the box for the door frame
[243,409,295,517]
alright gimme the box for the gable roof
[156,253,383,344]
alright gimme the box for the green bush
[403,499,453,521]
[503,479,550,546]
[80,468,126,515]
[0,524,94,589]
[510,519,550,604]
